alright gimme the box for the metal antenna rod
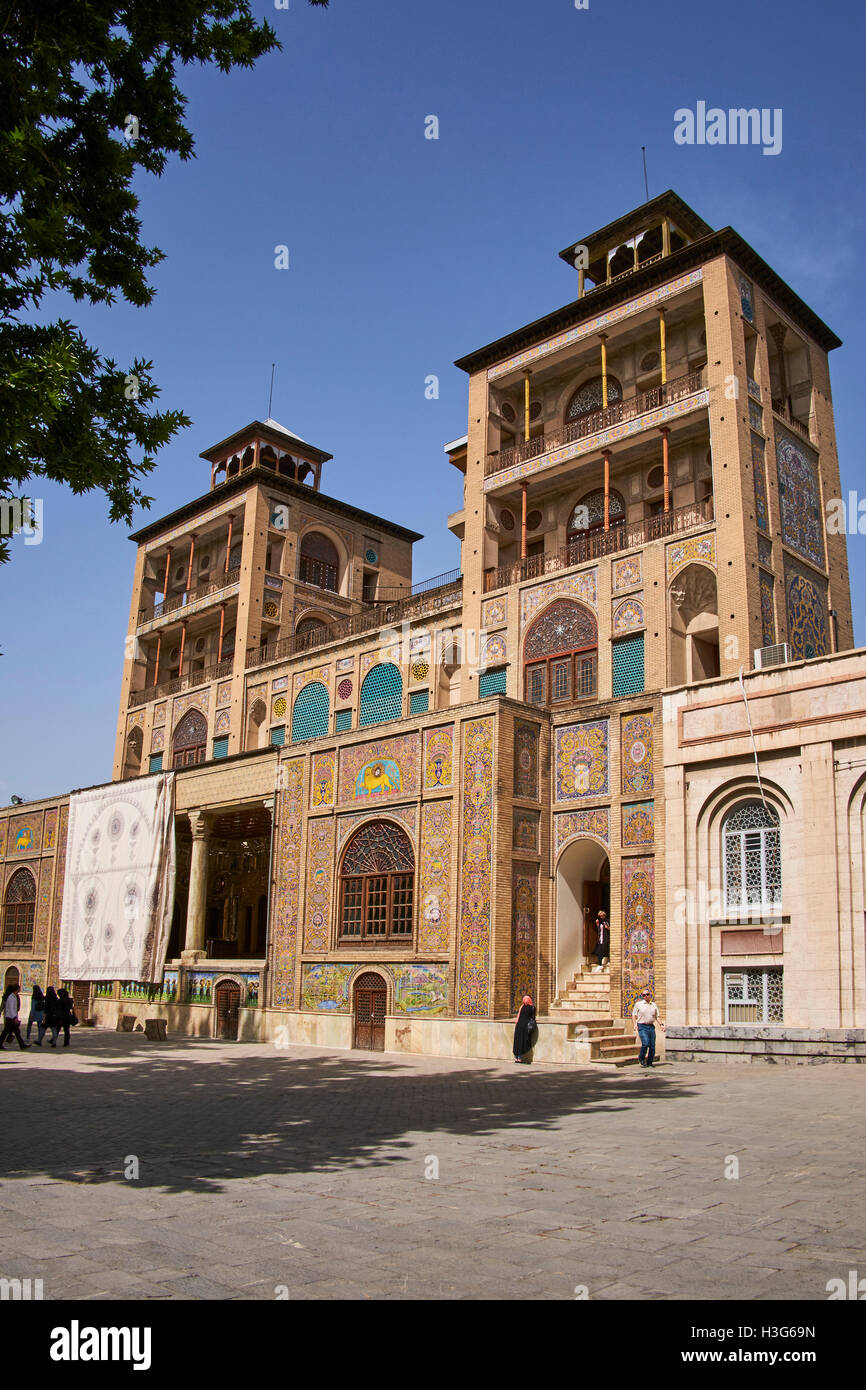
[267,362,276,419]
[641,146,649,201]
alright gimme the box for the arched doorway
[669,564,720,684]
[353,972,387,1051]
[556,839,610,991]
[214,979,241,1040]
[3,965,21,991]
[173,709,208,768]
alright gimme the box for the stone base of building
[665,1026,866,1064]
[89,997,650,1065]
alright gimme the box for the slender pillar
[523,371,531,443]
[603,451,611,532]
[153,631,162,687]
[658,308,667,385]
[521,481,528,561]
[184,811,211,954]
[178,620,187,677]
[600,335,608,408]
[661,428,671,513]
[577,268,585,298]
[662,218,671,257]
[185,534,196,593]
[162,547,172,603]
[224,516,234,575]
[217,603,226,663]
[633,239,639,272]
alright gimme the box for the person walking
[593,910,610,972]
[632,986,665,1068]
[56,987,75,1048]
[512,994,536,1064]
[26,984,46,1043]
[0,983,31,1050]
[40,986,61,1047]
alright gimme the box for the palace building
[2,190,865,1064]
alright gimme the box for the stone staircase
[548,966,640,1067]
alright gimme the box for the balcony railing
[771,398,811,442]
[246,575,464,671]
[138,566,241,626]
[484,497,714,592]
[486,369,706,478]
[128,658,234,708]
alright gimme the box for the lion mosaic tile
[622,856,655,1014]
[622,712,654,796]
[777,429,824,570]
[338,732,421,803]
[554,807,610,855]
[423,725,454,790]
[554,720,609,802]
[419,802,452,952]
[510,865,538,1014]
[9,815,41,855]
[622,801,654,847]
[612,595,645,633]
[270,759,304,1007]
[666,532,715,581]
[303,816,335,952]
[612,554,642,592]
[456,716,494,1017]
[520,568,598,630]
[311,750,336,808]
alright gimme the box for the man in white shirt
[632,987,664,1068]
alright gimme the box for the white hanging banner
[59,773,176,982]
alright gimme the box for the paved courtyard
[1,1030,862,1300]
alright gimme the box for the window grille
[409,689,430,714]
[212,737,229,759]
[359,663,402,727]
[479,667,507,697]
[149,753,163,773]
[612,634,645,696]
[3,868,36,948]
[335,708,353,733]
[723,801,781,910]
[270,725,286,747]
[339,822,415,943]
[724,967,783,1023]
[291,681,329,741]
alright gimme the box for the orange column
[178,621,187,677]
[185,534,196,593]
[162,547,172,601]
[153,632,162,687]
[217,603,226,663]
[523,371,531,443]
[661,428,670,512]
[603,451,611,531]
[224,516,234,575]
[600,335,608,408]
[521,481,528,560]
[658,308,667,386]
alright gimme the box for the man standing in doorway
[632,986,664,1067]
[593,909,610,972]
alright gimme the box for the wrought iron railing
[483,497,714,592]
[138,566,241,625]
[486,369,706,478]
[771,398,811,441]
[128,657,234,708]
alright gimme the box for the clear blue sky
[2,0,864,802]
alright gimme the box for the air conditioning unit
[753,643,791,670]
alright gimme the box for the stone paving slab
[1,1030,864,1300]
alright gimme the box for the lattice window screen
[612,634,645,696]
[291,682,329,741]
[359,663,402,727]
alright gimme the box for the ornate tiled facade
[513,720,540,799]
[554,719,609,802]
[151,728,166,751]
[759,571,776,648]
[172,690,209,722]
[392,963,449,1015]
[303,816,335,952]
[270,759,304,1007]
[784,561,828,659]
[311,750,336,808]
[612,595,645,633]
[301,962,353,1012]
[337,804,417,855]
[216,683,232,708]
[554,807,610,854]
[153,703,167,727]
[739,276,754,322]
[622,712,654,796]
[666,532,715,581]
[418,802,451,952]
[612,554,642,592]
[215,709,231,734]
[520,568,598,629]
[752,432,769,534]
[482,634,507,665]
[423,724,454,789]
[758,536,773,567]
[622,856,655,1014]
[777,430,824,569]
[482,596,507,627]
[513,808,540,852]
[510,865,538,1013]
[294,665,331,694]
[338,732,421,803]
[456,717,493,1016]
[622,801,654,847]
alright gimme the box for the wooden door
[214,980,241,1040]
[583,880,600,956]
[353,973,387,1051]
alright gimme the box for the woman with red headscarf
[512,994,536,1064]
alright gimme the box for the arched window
[523,599,597,707]
[3,867,36,948]
[299,531,339,593]
[173,710,208,767]
[359,663,403,727]
[565,375,622,423]
[567,487,626,543]
[339,822,414,942]
[291,681,329,741]
[294,616,330,651]
[124,726,143,778]
[723,801,781,911]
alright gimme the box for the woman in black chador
[512,994,536,1064]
